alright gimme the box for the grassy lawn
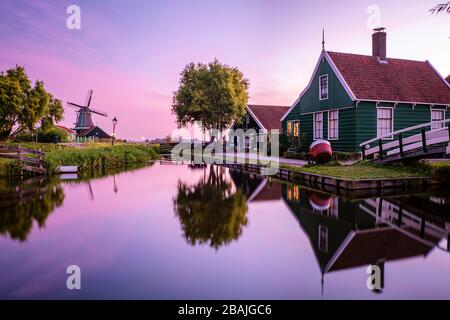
[280,161,432,180]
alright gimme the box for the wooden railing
[0,144,46,174]
[360,119,450,161]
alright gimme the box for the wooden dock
[220,162,438,198]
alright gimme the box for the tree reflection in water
[173,165,248,249]
[0,177,65,242]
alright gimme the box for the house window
[431,109,445,130]
[319,75,328,100]
[293,121,299,137]
[318,225,328,253]
[313,112,323,140]
[287,121,292,136]
[328,110,339,140]
[377,108,393,139]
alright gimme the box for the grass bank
[0,143,159,177]
[280,161,438,180]
[44,144,159,172]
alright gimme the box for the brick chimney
[372,27,387,62]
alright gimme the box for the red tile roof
[251,182,281,202]
[247,105,290,130]
[327,51,450,105]
[56,125,76,134]
[446,74,450,84]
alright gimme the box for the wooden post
[447,123,450,142]
[397,204,403,227]
[361,146,366,160]
[421,128,427,153]
[38,148,43,173]
[399,133,404,158]
[17,145,22,176]
[420,215,426,238]
[378,140,383,160]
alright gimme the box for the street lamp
[112,117,118,145]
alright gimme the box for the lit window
[313,112,323,140]
[328,110,339,140]
[293,121,299,136]
[431,109,445,130]
[293,186,299,201]
[318,225,328,253]
[287,121,292,136]
[319,75,328,100]
[377,108,393,139]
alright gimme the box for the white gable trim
[281,50,357,121]
[426,60,450,89]
[246,105,268,133]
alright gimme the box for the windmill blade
[89,108,108,117]
[85,90,93,107]
[67,102,85,109]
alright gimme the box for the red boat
[309,140,332,163]
[309,193,332,211]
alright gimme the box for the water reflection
[282,183,450,293]
[173,165,249,249]
[0,177,64,242]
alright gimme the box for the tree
[172,59,249,138]
[173,165,248,249]
[0,65,64,141]
[430,2,450,14]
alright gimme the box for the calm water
[0,163,450,299]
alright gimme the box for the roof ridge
[327,50,427,63]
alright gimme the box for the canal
[0,162,449,299]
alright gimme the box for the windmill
[67,90,108,134]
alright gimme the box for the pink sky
[0,0,448,140]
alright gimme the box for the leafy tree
[0,65,64,141]
[0,177,65,242]
[173,165,248,249]
[172,59,249,137]
[430,2,450,14]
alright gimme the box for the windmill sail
[68,89,108,134]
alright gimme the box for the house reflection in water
[280,183,450,294]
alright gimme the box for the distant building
[56,125,77,142]
[234,104,289,132]
[77,126,111,139]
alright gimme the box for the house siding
[281,52,450,153]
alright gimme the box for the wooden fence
[0,144,46,174]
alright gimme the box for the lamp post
[112,117,118,146]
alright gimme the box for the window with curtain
[313,112,323,139]
[293,121,299,137]
[319,75,328,100]
[377,108,393,139]
[328,110,339,139]
[431,109,445,130]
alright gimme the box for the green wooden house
[281,28,450,152]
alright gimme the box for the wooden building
[281,28,450,152]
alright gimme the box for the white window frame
[431,109,445,130]
[327,110,339,140]
[319,74,329,101]
[313,112,323,140]
[376,107,394,140]
[318,225,328,253]
[292,120,299,137]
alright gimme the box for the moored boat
[309,139,332,163]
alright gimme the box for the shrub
[38,127,68,143]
